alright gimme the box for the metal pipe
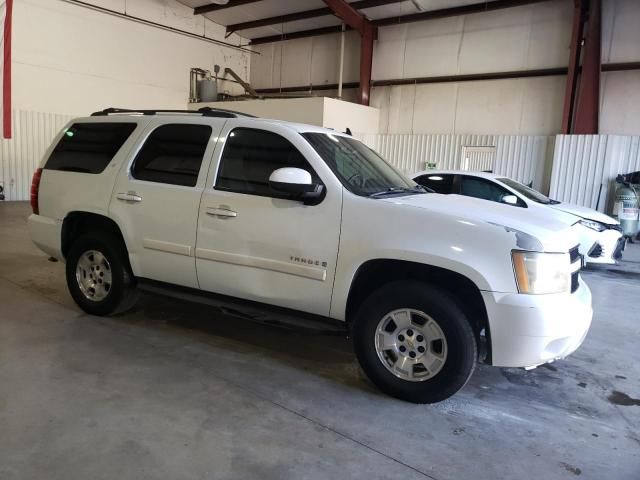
[190,68,211,103]
[338,23,345,99]
[60,0,256,54]
[224,67,259,97]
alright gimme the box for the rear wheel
[65,234,138,315]
[352,281,477,403]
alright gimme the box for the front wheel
[352,281,477,403]
[65,233,138,316]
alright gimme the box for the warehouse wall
[600,0,640,135]
[251,0,640,136]
[13,0,250,115]
[358,133,553,191]
[251,1,572,135]
[1,0,251,201]
[251,30,361,93]
[550,135,640,213]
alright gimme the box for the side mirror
[268,167,323,204]
[502,194,519,205]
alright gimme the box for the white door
[460,145,496,172]
[109,118,225,288]
[195,122,342,316]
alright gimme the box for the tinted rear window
[45,123,137,174]
[131,124,212,187]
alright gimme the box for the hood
[549,202,619,225]
[380,193,581,252]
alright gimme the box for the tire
[352,281,477,404]
[65,233,138,316]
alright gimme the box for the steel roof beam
[250,0,553,44]
[226,0,404,34]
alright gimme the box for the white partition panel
[359,133,553,191]
[549,135,640,213]
[0,110,73,201]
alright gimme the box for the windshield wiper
[368,185,426,198]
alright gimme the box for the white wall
[1,0,251,201]
[192,97,379,134]
[370,76,566,135]
[251,30,361,92]
[360,133,553,191]
[600,0,640,135]
[250,0,640,136]
[550,135,640,213]
[13,0,251,115]
[251,2,572,136]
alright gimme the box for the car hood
[549,202,619,225]
[380,193,581,252]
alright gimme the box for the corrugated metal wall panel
[0,110,73,201]
[549,135,640,213]
[360,134,553,190]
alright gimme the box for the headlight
[512,251,571,294]
[579,219,606,232]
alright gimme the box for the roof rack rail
[90,107,256,118]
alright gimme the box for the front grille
[613,237,626,260]
[588,243,603,258]
[569,245,581,293]
[569,246,580,264]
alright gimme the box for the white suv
[28,108,593,403]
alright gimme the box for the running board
[138,279,347,335]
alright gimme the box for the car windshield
[302,132,424,197]
[497,177,558,205]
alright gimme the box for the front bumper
[579,227,624,264]
[482,278,593,368]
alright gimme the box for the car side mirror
[501,194,518,205]
[268,167,323,204]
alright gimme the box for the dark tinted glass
[216,128,317,197]
[414,174,454,194]
[45,123,136,174]
[498,177,552,204]
[132,124,212,187]
[460,176,511,203]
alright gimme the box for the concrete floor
[0,201,639,480]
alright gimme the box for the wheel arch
[345,259,491,363]
[61,211,133,274]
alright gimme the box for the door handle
[206,206,237,218]
[116,192,142,202]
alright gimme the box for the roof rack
[90,107,256,118]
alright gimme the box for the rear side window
[460,176,511,203]
[414,174,454,194]
[132,124,212,187]
[45,123,137,174]
[216,128,318,197]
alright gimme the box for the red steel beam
[359,22,375,105]
[573,0,601,134]
[323,0,367,33]
[322,0,377,105]
[561,0,586,133]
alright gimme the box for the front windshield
[302,132,423,197]
[498,177,557,204]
